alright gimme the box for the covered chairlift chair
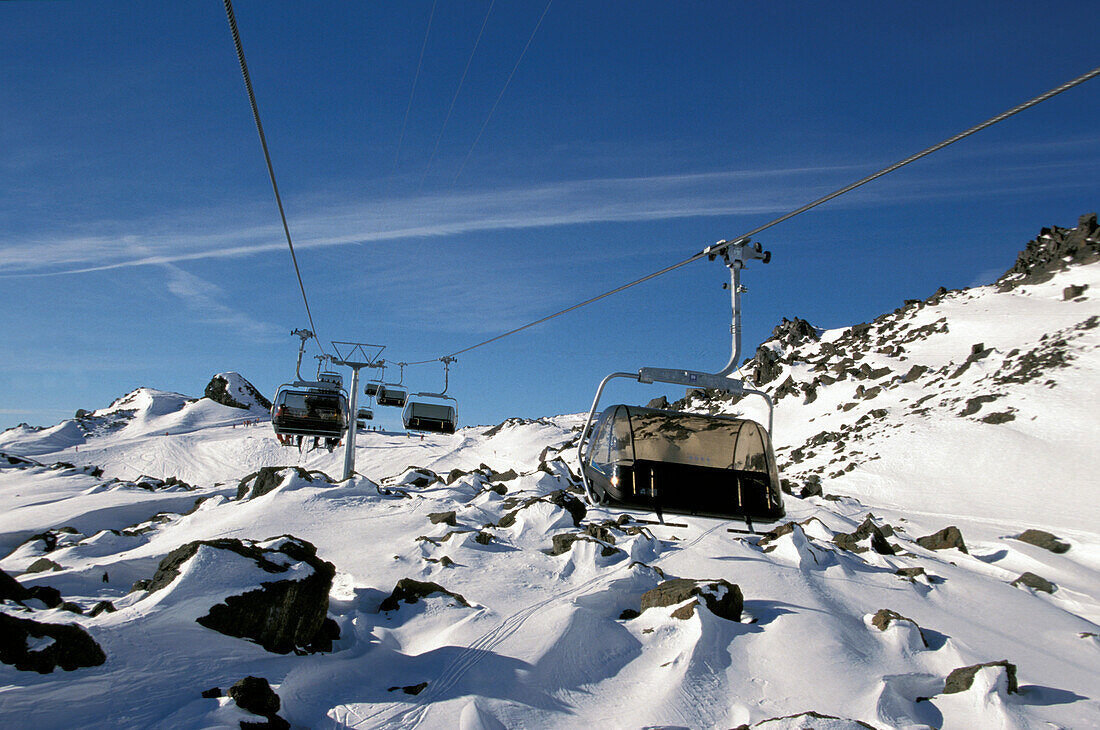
[271,331,349,446]
[377,362,408,407]
[576,239,784,529]
[402,357,458,434]
[365,362,383,398]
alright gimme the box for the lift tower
[330,342,385,481]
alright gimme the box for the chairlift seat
[582,405,783,522]
[357,407,373,421]
[365,382,380,397]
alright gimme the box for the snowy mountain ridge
[0,218,1098,729]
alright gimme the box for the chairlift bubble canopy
[582,404,783,522]
[376,384,407,407]
[402,398,457,434]
[271,383,348,439]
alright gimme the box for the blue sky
[1,1,1097,433]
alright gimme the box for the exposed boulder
[132,536,337,654]
[1063,283,1089,300]
[496,489,586,529]
[388,682,428,695]
[0,613,105,673]
[943,660,1018,695]
[204,372,272,411]
[901,364,928,383]
[733,710,877,730]
[229,676,290,730]
[236,466,331,500]
[546,530,621,558]
[639,578,743,622]
[1012,529,1070,553]
[645,395,670,409]
[1012,572,1055,593]
[25,558,62,574]
[833,517,895,555]
[230,676,281,716]
[428,511,457,526]
[379,578,470,611]
[869,609,927,646]
[916,525,968,554]
[0,568,31,603]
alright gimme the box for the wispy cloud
[0,149,1093,278]
[161,264,282,342]
[0,165,856,276]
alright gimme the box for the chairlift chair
[402,357,458,434]
[357,407,373,421]
[582,404,782,522]
[270,330,349,442]
[377,362,408,407]
[402,397,457,434]
[576,238,784,527]
[271,384,348,440]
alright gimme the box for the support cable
[395,0,438,167]
[420,0,496,187]
[452,0,554,185]
[223,0,327,353]
[403,64,1100,365]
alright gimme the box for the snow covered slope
[1,219,1098,729]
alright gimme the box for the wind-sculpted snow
[0,224,1098,728]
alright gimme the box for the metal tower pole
[342,366,361,481]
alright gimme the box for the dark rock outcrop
[833,517,895,555]
[0,613,105,673]
[204,373,272,411]
[133,536,337,654]
[943,660,1018,695]
[869,609,927,646]
[1012,529,1070,553]
[428,511,457,526]
[999,213,1099,289]
[1063,284,1089,300]
[237,466,331,501]
[379,578,470,612]
[646,395,669,410]
[547,531,621,558]
[751,346,783,386]
[916,526,968,554]
[770,316,820,347]
[1012,572,1055,593]
[496,489,586,529]
[388,682,428,695]
[25,558,62,574]
[639,578,743,622]
[229,676,289,730]
[733,711,877,730]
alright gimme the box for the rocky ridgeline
[998,212,1099,289]
[665,216,1099,488]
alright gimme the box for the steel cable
[398,63,1100,366]
[222,0,326,354]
